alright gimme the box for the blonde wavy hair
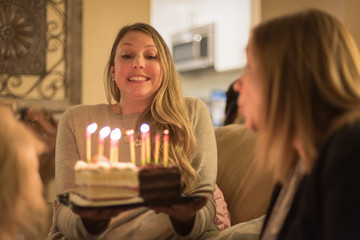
[104,23,199,190]
[251,9,360,182]
[0,107,47,239]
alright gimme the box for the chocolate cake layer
[139,165,182,202]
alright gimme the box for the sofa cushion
[200,215,265,240]
[215,124,275,225]
[213,184,231,230]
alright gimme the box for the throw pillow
[213,184,231,230]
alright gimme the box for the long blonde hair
[251,9,360,182]
[104,23,199,190]
[0,107,47,239]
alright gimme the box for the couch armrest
[215,124,275,225]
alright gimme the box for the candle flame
[87,123,98,134]
[140,123,150,133]
[126,129,134,135]
[99,126,111,138]
[110,128,121,140]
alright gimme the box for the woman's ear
[110,66,115,77]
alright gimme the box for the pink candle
[126,129,136,164]
[163,129,169,167]
[154,133,160,165]
[97,126,111,161]
[140,123,149,166]
[86,123,97,162]
[110,128,121,163]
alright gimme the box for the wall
[261,0,360,48]
[261,0,344,22]
[82,0,150,105]
[344,0,360,49]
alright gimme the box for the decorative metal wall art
[0,0,82,112]
[0,0,46,74]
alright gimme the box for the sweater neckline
[106,104,141,120]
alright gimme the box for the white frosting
[74,160,137,170]
[73,160,140,206]
[74,160,88,169]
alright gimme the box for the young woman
[234,9,360,240]
[49,23,217,239]
[0,107,47,240]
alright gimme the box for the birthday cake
[70,161,182,206]
[69,124,182,207]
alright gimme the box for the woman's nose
[233,77,243,93]
[132,56,144,69]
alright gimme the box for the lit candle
[140,123,149,166]
[154,133,160,165]
[98,126,111,161]
[163,129,169,167]
[126,129,136,164]
[86,123,97,163]
[110,128,121,163]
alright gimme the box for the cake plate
[58,192,205,210]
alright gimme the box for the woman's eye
[122,55,132,59]
[146,55,157,60]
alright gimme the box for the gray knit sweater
[48,97,217,240]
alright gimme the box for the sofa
[214,123,275,226]
[197,123,276,239]
[197,123,276,240]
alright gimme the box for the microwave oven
[171,24,214,72]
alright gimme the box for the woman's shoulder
[184,96,213,127]
[327,119,360,150]
[60,104,110,122]
[66,103,108,111]
[63,104,109,115]
[184,96,208,112]
[184,96,202,104]
[318,119,360,179]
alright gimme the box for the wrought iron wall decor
[0,0,46,74]
[0,0,82,112]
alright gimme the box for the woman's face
[110,31,163,104]
[233,38,263,131]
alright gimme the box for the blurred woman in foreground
[234,9,360,240]
[0,106,47,240]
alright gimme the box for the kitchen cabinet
[151,0,253,72]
